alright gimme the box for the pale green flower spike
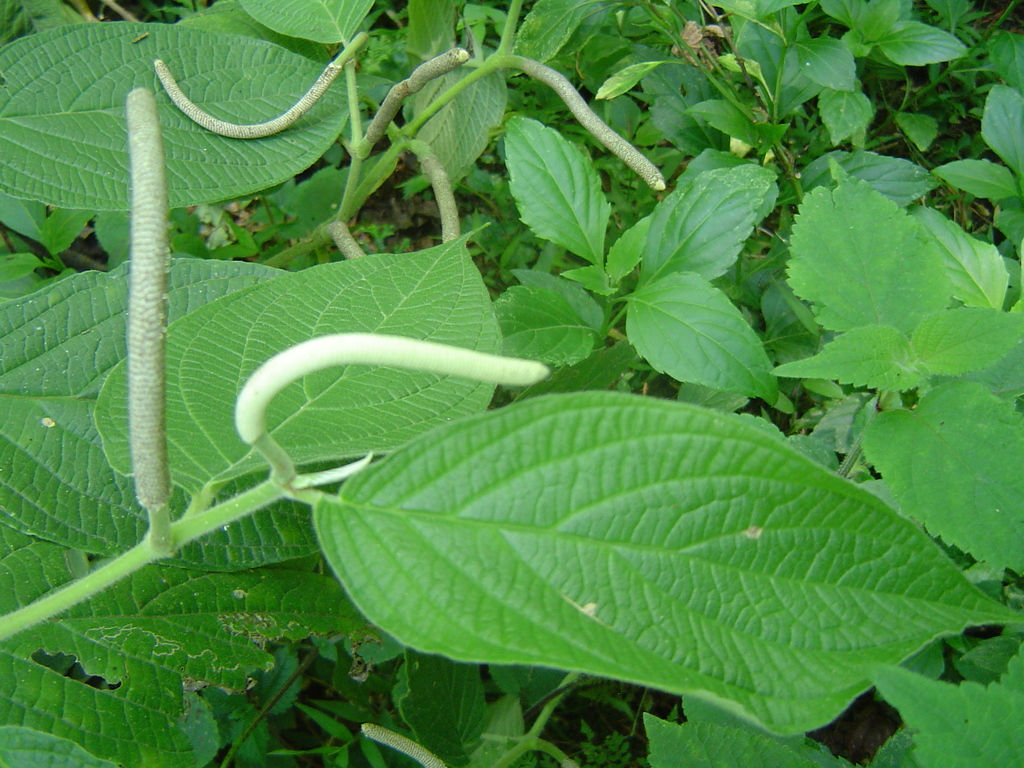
[235,333,549,484]
[155,32,368,139]
[362,723,447,768]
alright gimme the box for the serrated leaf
[0,727,118,768]
[644,715,851,768]
[627,272,777,401]
[895,112,938,151]
[0,526,366,768]
[396,651,487,767]
[238,0,373,43]
[788,176,950,333]
[875,20,966,65]
[793,37,856,91]
[863,382,1024,571]
[513,0,611,62]
[773,325,920,390]
[873,650,1024,768]
[95,240,500,494]
[415,69,507,182]
[931,159,1019,200]
[0,260,318,569]
[802,150,936,206]
[494,286,597,367]
[597,61,666,100]
[642,164,776,284]
[819,88,873,146]
[314,391,1016,734]
[687,99,759,146]
[911,208,1009,309]
[606,216,649,285]
[911,308,1024,375]
[0,23,346,209]
[982,85,1024,178]
[505,116,609,265]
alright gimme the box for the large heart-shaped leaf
[315,391,1015,734]
[95,239,500,495]
[0,23,347,209]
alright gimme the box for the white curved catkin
[361,724,447,768]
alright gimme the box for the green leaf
[983,85,1024,178]
[37,208,93,256]
[0,253,43,281]
[597,61,667,99]
[315,391,1016,734]
[237,0,373,43]
[642,164,776,284]
[0,727,118,768]
[0,23,347,209]
[875,21,966,65]
[895,112,938,151]
[773,325,921,391]
[177,0,332,62]
[606,216,649,285]
[514,0,611,62]
[990,31,1024,91]
[0,259,319,569]
[873,649,1024,768]
[510,269,603,330]
[0,192,44,241]
[396,651,487,767]
[687,99,759,146]
[863,382,1024,571]
[0,525,367,768]
[644,715,851,768]
[818,88,873,146]
[788,176,951,333]
[931,159,1019,200]
[505,116,609,265]
[494,285,598,367]
[95,240,500,495]
[415,69,507,182]
[911,308,1024,375]
[911,208,1009,309]
[518,342,638,399]
[406,0,458,59]
[793,37,856,91]
[0,0,78,47]
[802,150,936,206]
[627,272,777,401]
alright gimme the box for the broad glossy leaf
[505,116,609,265]
[514,0,611,62]
[627,272,776,401]
[931,158,1019,200]
[0,727,118,768]
[315,391,1016,734]
[983,85,1024,178]
[238,0,373,43]
[793,37,856,91]
[415,69,507,182]
[0,260,318,569]
[0,23,346,209]
[494,286,597,367]
[873,650,1024,768]
[801,150,936,205]
[818,88,873,146]
[911,208,1009,309]
[597,61,666,100]
[518,342,638,399]
[644,715,850,768]
[911,308,1024,375]
[875,21,966,65]
[395,651,486,767]
[773,325,920,391]
[788,176,950,333]
[96,240,500,494]
[0,526,366,768]
[642,165,776,284]
[863,382,1024,571]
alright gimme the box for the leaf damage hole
[742,525,763,540]
[31,649,122,690]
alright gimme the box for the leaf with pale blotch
[316,391,1015,735]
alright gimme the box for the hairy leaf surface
[315,392,1014,734]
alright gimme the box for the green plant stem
[407,139,459,241]
[155,32,367,139]
[125,87,172,555]
[490,672,581,768]
[326,220,366,259]
[497,0,524,56]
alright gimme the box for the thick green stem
[125,88,172,554]
[497,0,524,56]
[155,33,367,139]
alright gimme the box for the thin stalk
[496,0,524,56]
[155,33,367,139]
[125,88,172,554]
[490,672,581,768]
